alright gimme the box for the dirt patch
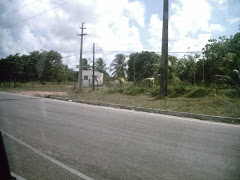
[18,91,68,96]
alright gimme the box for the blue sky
[0,0,239,70]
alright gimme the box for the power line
[95,50,202,54]
[92,34,234,50]
[0,0,13,8]
[0,0,73,32]
[62,51,92,59]
[0,0,38,20]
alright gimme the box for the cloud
[228,17,240,24]
[125,1,145,27]
[212,0,227,5]
[148,0,226,57]
[208,24,225,33]
[0,0,145,70]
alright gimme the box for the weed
[224,88,240,98]
[185,87,210,98]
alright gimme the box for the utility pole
[77,23,87,90]
[92,43,95,91]
[203,57,205,85]
[160,0,169,96]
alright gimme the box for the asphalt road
[0,92,240,180]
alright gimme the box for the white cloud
[212,0,227,5]
[149,14,162,38]
[148,0,226,57]
[0,0,145,70]
[228,17,240,24]
[208,24,225,33]
[125,1,145,27]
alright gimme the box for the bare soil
[18,91,68,96]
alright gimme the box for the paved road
[0,92,240,180]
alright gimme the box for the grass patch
[184,87,210,98]
[1,82,240,118]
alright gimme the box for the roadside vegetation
[0,31,240,118]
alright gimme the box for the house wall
[82,70,103,87]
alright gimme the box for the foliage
[95,58,107,72]
[224,88,240,98]
[110,54,127,78]
[184,87,210,98]
[202,32,240,86]
[95,58,110,83]
[127,51,160,82]
[0,50,76,87]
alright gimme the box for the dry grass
[1,82,240,118]
[67,89,240,118]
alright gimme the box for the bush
[224,89,240,98]
[168,84,188,98]
[185,87,210,98]
[125,86,146,95]
[151,84,187,98]
[151,86,160,97]
[106,87,124,94]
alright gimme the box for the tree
[127,51,160,82]
[110,54,127,78]
[177,55,195,84]
[168,55,180,82]
[95,58,107,72]
[83,58,91,70]
[221,53,240,86]
[95,58,110,83]
[0,50,77,85]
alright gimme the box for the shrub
[125,86,146,95]
[185,87,210,98]
[151,86,160,97]
[168,84,187,98]
[224,89,240,98]
[106,87,124,94]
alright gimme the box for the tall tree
[128,51,160,82]
[95,58,107,73]
[110,54,127,78]
[83,58,91,70]
[168,55,179,81]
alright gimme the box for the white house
[82,70,103,87]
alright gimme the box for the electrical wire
[62,50,92,59]
[0,0,73,32]
[0,0,38,20]
[0,0,13,8]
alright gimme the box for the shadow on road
[0,97,38,101]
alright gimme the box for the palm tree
[76,58,91,70]
[110,54,127,78]
[83,58,91,70]
[95,58,107,73]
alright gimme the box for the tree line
[0,31,239,88]
[0,50,109,87]
[110,31,240,88]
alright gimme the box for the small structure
[82,70,103,87]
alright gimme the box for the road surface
[0,92,240,179]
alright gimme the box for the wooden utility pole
[92,43,95,91]
[77,23,87,90]
[203,58,205,84]
[160,0,168,96]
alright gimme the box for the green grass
[1,82,240,118]
[0,81,74,92]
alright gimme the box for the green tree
[95,58,107,72]
[110,54,127,78]
[95,58,110,83]
[83,58,91,70]
[168,55,180,82]
[128,51,160,82]
[177,55,195,84]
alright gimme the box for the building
[82,70,104,87]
